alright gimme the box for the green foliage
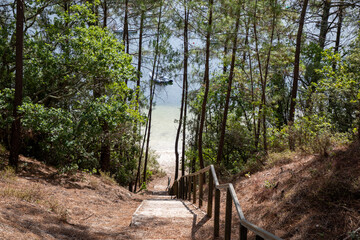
[0,2,144,186]
[264,180,277,189]
[0,88,14,130]
[315,48,360,135]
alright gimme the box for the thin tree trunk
[333,0,343,70]
[133,10,145,192]
[216,0,241,164]
[143,83,156,183]
[198,0,213,169]
[289,0,309,150]
[100,121,110,172]
[260,0,278,154]
[99,0,110,172]
[123,0,129,54]
[319,0,331,50]
[181,1,189,177]
[143,2,162,183]
[9,0,24,169]
[192,113,200,173]
[174,0,187,177]
[103,0,107,28]
[136,10,145,105]
[134,110,149,191]
[249,52,257,149]
[223,35,229,74]
[306,0,331,111]
[253,0,265,152]
[175,74,185,180]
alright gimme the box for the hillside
[192,141,360,240]
[1,142,359,240]
[0,154,144,240]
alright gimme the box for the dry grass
[0,166,16,182]
[266,150,297,168]
[45,197,69,222]
[99,170,117,185]
[0,184,44,203]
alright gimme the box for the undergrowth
[0,184,44,203]
[0,166,16,182]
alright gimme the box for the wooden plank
[186,166,211,177]
[214,188,220,238]
[240,224,247,240]
[188,176,191,200]
[207,170,213,217]
[193,175,197,204]
[210,165,219,185]
[184,177,187,199]
[199,173,204,208]
[225,188,232,240]
[240,219,282,240]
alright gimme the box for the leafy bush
[291,115,351,156]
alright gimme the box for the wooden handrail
[169,165,282,240]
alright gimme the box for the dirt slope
[0,155,144,240]
[191,142,360,240]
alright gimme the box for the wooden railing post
[199,173,204,208]
[193,175,197,204]
[174,180,179,198]
[188,176,192,201]
[240,224,248,240]
[225,187,232,240]
[207,171,213,217]
[181,177,185,199]
[214,188,220,238]
[184,177,187,199]
[170,165,281,240]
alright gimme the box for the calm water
[148,81,183,175]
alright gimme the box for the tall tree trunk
[306,0,331,111]
[289,0,309,150]
[181,1,189,177]
[134,10,145,192]
[134,111,149,191]
[333,0,343,70]
[223,35,229,74]
[103,0,107,28]
[198,0,213,169]
[143,2,162,183]
[253,0,265,152]
[249,52,258,149]
[192,113,200,173]
[123,0,129,54]
[136,10,145,106]
[175,74,185,180]
[100,122,110,171]
[216,0,241,164]
[143,83,155,183]
[99,0,110,172]
[261,0,278,154]
[9,0,24,169]
[319,0,331,50]
[175,0,189,179]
